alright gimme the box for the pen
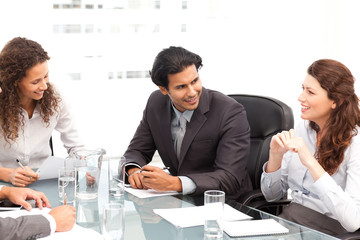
[134,166,170,174]
[16,159,33,179]
[16,159,25,170]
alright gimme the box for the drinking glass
[58,167,76,205]
[102,203,125,240]
[108,156,126,197]
[204,190,225,239]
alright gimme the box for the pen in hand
[16,159,26,170]
[135,166,170,174]
[16,159,36,180]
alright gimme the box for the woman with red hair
[261,59,360,235]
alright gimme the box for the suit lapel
[178,87,209,167]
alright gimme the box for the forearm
[169,176,182,192]
[0,215,51,240]
[313,173,360,232]
[0,167,12,183]
[306,160,326,182]
[187,170,239,196]
[266,151,284,173]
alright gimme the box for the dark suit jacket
[124,87,252,199]
[0,215,51,240]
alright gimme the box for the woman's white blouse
[261,120,360,232]
[0,99,83,169]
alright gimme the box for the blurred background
[1,0,360,157]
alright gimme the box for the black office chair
[229,94,360,239]
[228,94,294,211]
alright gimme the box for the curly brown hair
[308,59,360,175]
[0,37,60,143]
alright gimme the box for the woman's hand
[270,129,295,155]
[266,129,295,172]
[268,129,325,181]
[9,167,39,187]
[286,137,325,180]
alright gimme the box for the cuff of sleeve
[0,185,4,191]
[124,163,141,176]
[312,172,334,198]
[178,176,196,195]
[43,213,57,235]
[262,162,281,187]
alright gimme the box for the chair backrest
[228,94,294,189]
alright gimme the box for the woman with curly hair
[261,59,360,235]
[0,37,83,187]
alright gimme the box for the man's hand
[1,186,51,211]
[49,205,76,232]
[128,167,148,189]
[140,165,182,192]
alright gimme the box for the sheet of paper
[223,219,289,237]
[37,156,65,180]
[0,208,103,240]
[125,187,180,198]
[0,207,49,218]
[153,203,252,228]
[0,206,22,211]
[39,224,103,240]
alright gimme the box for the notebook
[153,204,252,228]
[223,219,289,237]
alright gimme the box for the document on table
[0,208,103,240]
[153,204,252,228]
[223,219,289,237]
[125,187,180,198]
[37,156,65,180]
[0,206,22,211]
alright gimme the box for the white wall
[2,0,360,158]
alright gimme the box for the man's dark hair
[150,46,203,89]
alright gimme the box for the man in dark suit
[0,185,75,240]
[124,46,252,199]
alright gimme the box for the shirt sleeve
[178,176,196,195]
[312,170,360,232]
[55,98,85,154]
[42,213,56,234]
[260,162,284,201]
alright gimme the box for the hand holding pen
[128,165,181,192]
[133,166,170,175]
[9,159,39,187]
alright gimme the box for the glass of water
[102,202,125,240]
[58,167,76,205]
[108,156,126,197]
[204,190,225,239]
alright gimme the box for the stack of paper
[125,187,180,198]
[153,204,252,228]
[223,219,289,237]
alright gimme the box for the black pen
[16,159,33,179]
[16,159,26,170]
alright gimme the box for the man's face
[159,64,202,112]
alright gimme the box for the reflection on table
[2,166,340,240]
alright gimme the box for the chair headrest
[228,94,294,138]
